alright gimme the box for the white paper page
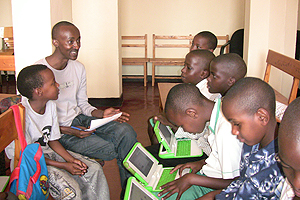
[86,112,122,131]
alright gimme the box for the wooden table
[0,50,15,93]
[158,82,179,112]
[0,49,15,71]
[0,55,15,71]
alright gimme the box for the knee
[120,122,137,138]
[86,159,104,174]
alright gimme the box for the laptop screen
[129,181,154,200]
[129,146,153,177]
[159,123,172,145]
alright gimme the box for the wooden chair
[0,103,24,171]
[150,34,193,86]
[2,27,14,49]
[217,35,230,54]
[122,34,149,86]
[264,49,300,105]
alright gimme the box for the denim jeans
[59,114,137,188]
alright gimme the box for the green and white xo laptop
[123,142,190,192]
[124,177,158,200]
[154,121,203,159]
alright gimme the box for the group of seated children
[135,31,295,199]
[5,28,299,200]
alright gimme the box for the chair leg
[0,72,2,93]
[4,71,9,93]
[152,63,155,86]
[143,62,147,87]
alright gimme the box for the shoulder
[35,58,47,65]
[46,100,57,109]
[68,60,85,69]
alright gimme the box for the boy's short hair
[223,77,275,117]
[17,64,48,99]
[188,49,215,71]
[195,31,218,50]
[279,97,300,141]
[52,21,76,39]
[165,83,206,114]
[212,53,247,81]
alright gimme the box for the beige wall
[1,1,299,98]
[244,0,298,98]
[0,0,12,49]
[0,0,12,26]
[72,0,122,98]
[120,0,245,76]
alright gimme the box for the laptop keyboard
[176,140,191,156]
[155,168,177,190]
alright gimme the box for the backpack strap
[10,105,27,151]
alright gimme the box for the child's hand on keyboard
[158,173,196,200]
[170,160,205,176]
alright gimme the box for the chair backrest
[2,27,14,49]
[264,49,300,104]
[152,34,193,59]
[229,29,244,57]
[121,34,148,58]
[216,35,230,54]
[0,103,24,169]
[219,29,243,57]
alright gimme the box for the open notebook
[123,142,190,192]
[154,121,203,159]
[124,177,158,200]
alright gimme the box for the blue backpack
[8,105,49,200]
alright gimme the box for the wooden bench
[122,34,149,86]
[150,34,229,86]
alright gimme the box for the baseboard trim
[88,93,123,108]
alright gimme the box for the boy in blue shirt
[213,77,284,199]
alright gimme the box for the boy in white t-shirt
[6,64,109,200]
[151,83,243,200]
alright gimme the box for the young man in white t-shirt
[36,21,137,190]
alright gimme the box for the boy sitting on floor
[6,64,109,199]
[211,77,285,199]
[152,83,243,200]
[278,97,300,200]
